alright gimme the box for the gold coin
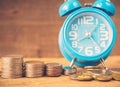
[76,73,93,81]
[95,74,112,81]
[111,68,120,81]
[70,73,93,81]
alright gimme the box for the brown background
[0,0,119,58]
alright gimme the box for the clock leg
[100,58,111,75]
[69,57,76,67]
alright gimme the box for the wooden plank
[0,56,120,87]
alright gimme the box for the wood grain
[0,0,120,57]
[0,56,120,87]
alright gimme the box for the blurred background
[0,0,119,58]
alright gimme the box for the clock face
[65,12,113,57]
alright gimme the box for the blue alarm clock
[58,0,116,67]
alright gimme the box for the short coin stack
[25,61,45,78]
[46,63,62,77]
[63,66,76,76]
[1,55,24,78]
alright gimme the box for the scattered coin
[84,66,103,77]
[46,63,62,77]
[83,66,113,82]
[1,55,24,78]
[70,73,93,81]
[111,68,120,81]
[25,61,45,78]
[94,74,113,82]
[90,69,103,78]
[84,66,101,70]
[76,73,93,81]
[69,74,78,80]
[63,66,76,76]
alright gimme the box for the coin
[70,73,93,81]
[92,70,103,78]
[25,61,45,78]
[1,55,24,78]
[46,63,62,77]
[84,69,103,77]
[69,74,78,80]
[94,74,112,81]
[84,66,101,70]
[111,68,120,81]
[63,66,76,76]
[76,73,93,81]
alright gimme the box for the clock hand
[89,36,99,47]
[90,25,97,34]
[77,36,86,42]
[77,30,87,42]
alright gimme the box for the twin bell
[59,0,116,17]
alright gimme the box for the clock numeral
[78,16,95,25]
[100,24,108,48]
[100,31,109,41]
[72,41,77,48]
[78,16,98,25]
[72,24,78,30]
[95,47,101,54]
[100,24,105,30]
[100,24,109,41]
[69,31,77,40]
[78,46,83,53]
[85,47,93,56]
[96,18,98,25]
[85,47,101,56]
[84,16,94,24]
[100,41,106,48]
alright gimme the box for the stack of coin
[1,55,24,78]
[46,63,62,77]
[111,68,120,81]
[25,61,45,78]
[63,66,76,76]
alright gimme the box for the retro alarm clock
[58,0,116,67]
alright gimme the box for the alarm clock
[58,0,116,67]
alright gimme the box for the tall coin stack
[46,63,62,77]
[25,61,45,78]
[1,55,24,78]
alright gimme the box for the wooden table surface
[0,56,120,87]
